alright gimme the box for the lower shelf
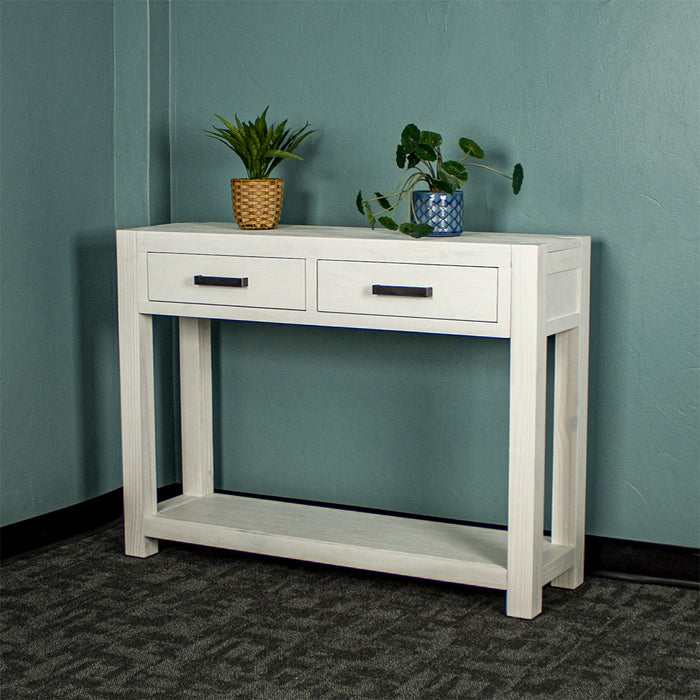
[143,493,575,590]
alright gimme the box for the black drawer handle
[194,275,249,288]
[372,284,433,298]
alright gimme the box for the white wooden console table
[117,223,590,619]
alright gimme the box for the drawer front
[317,260,499,322]
[147,253,306,310]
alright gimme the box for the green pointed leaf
[396,144,406,168]
[356,191,365,215]
[205,109,314,178]
[265,149,303,161]
[282,123,315,152]
[247,127,262,153]
[419,130,442,148]
[512,163,524,194]
[401,123,420,153]
[270,120,286,142]
[378,216,399,231]
[414,144,437,162]
[458,138,484,159]
[399,222,433,238]
[374,192,392,210]
[254,107,269,136]
[215,114,236,132]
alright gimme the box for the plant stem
[363,171,426,208]
[459,160,513,180]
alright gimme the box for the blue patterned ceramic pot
[411,190,463,236]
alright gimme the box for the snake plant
[356,123,523,237]
[205,107,315,179]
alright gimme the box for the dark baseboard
[0,484,181,560]
[2,487,698,588]
[584,534,699,588]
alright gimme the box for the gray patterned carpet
[1,525,698,699]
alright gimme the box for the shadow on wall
[584,239,604,524]
[461,146,513,233]
[279,135,321,225]
[75,234,180,497]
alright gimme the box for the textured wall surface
[0,0,173,526]
[2,1,698,548]
[170,0,699,546]
[1,1,118,525]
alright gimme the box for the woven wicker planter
[230,178,284,230]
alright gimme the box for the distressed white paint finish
[179,318,214,497]
[130,222,579,253]
[546,247,582,275]
[147,253,306,310]
[116,230,158,557]
[544,313,581,337]
[546,268,579,322]
[317,260,499,323]
[116,224,590,618]
[551,237,591,589]
[143,494,576,591]
[138,226,515,337]
[506,244,548,619]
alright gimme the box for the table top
[120,223,584,253]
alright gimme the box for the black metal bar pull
[194,275,249,288]
[372,284,433,298]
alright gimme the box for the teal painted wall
[1,0,118,525]
[1,1,698,549]
[0,0,173,526]
[170,0,699,547]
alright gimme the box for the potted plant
[356,124,523,238]
[205,107,315,230]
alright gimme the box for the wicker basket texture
[230,178,284,230]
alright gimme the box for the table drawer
[147,253,306,310]
[317,260,499,322]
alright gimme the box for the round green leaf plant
[356,123,524,238]
[204,107,315,179]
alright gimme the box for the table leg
[551,241,590,588]
[179,317,214,497]
[506,245,547,619]
[117,231,158,557]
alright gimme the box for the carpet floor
[1,525,698,699]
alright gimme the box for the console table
[117,223,590,619]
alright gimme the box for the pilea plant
[356,124,524,237]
